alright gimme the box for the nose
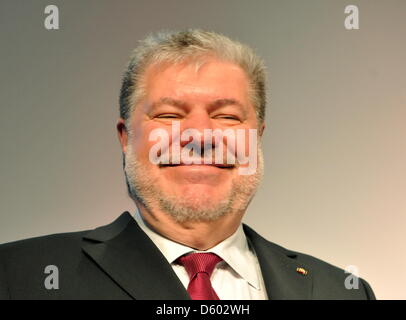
[179,111,214,148]
[182,110,214,132]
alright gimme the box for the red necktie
[177,253,223,300]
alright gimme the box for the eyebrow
[208,98,245,111]
[150,97,189,110]
[150,97,247,115]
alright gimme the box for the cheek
[129,125,171,164]
[232,128,256,157]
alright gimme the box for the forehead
[141,58,251,106]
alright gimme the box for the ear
[258,122,265,138]
[116,118,128,153]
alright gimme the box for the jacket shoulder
[0,230,91,275]
[0,213,134,300]
[243,224,376,299]
[0,230,93,299]
[290,249,375,299]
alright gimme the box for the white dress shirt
[134,210,268,300]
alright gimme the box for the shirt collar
[133,208,261,290]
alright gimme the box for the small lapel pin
[296,267,308,276]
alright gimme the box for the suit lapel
[243,225,313,299]
[82,212,189,300]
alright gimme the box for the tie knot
[177,253,222,279]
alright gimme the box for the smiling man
[0,29,375,300]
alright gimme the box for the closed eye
[214,115,241,121]
[220,116,238,120]
[156,114,181,119]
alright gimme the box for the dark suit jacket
[0,212,375,299]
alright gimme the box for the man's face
[121,58,264,222]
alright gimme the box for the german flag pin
[296,267,308,276]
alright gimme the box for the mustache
[153,141,241,166]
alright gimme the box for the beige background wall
[0,0,404,299]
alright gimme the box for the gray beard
[123,144,264,223]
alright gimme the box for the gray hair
[119,29,267,124]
